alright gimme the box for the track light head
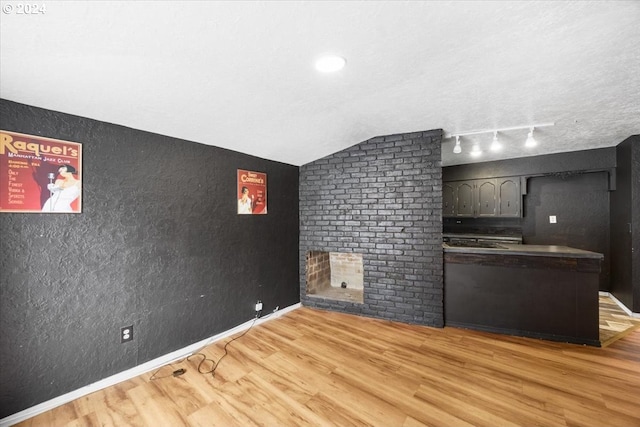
[453,136,462,154]
[525,127,537,148]
[470,142,482,157]
[490,131,502,152]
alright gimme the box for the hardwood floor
[17,307,640,427]
[599,294,640,346]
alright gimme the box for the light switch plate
[549,215,557,224]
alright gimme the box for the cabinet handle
[508,201,510,207]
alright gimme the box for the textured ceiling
[1,1,639,166]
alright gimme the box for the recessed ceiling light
[315,55,346,73]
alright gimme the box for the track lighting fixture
[490,131,502,152]
[470,142,482,157]
[453,136,462,154]
[525,127,537,148]
[445,122,553,155]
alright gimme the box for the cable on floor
[150,309,279,381]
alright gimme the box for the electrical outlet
[255,301,263,312]
[121,325,133,343]
[549,215,557,224]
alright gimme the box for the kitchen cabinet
[456,181,475,216]
[477,179,497,216]
[497,177,521,217]
[443,177,521,218]
[442,182,456,216]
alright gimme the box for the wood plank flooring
[599,294,640,346]
[16,306,640,427]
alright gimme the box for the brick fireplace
[299,130,444,327]
[306,251,363,303]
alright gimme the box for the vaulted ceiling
[1,1,639,166]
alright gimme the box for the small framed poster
[237,169,267,215]
[0,130,82,213]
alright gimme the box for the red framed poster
[237,169,267,215]
[0,130,82,213]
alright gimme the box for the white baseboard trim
[599,291,640,318]
[0,303,301,427]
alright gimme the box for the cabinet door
[456,181,475,216]
[497,177,521,217]
[443,183,456,216]
[476,179,497,216]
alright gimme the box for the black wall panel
[523,172,610,290]
[0,99,300,417]
[610,135,640,312]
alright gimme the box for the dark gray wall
[299,130,444,327]
[443,148,615,291]
[634,138,640,312]
[0,99,300,418]
[633,139,640,312]
[523,171,610,290]
[610,135,640,312]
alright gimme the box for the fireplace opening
[306,251,364,304]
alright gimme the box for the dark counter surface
[443,243,604,259]
[443,233,522,242]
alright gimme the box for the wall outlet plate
[549,215,557,224]
[255,301,263,311]
[121,325,133,343]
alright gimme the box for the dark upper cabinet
[456,181,475,217]
[443,182,456,216]
[443,177,521,218]
[477,179,497,216]
[497,177,521,217]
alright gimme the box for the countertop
[443,233,522,242]
[443,243,604,259]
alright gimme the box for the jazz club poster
[237,169,267,215]
[0,130,82,213]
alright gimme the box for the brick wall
[299,130,444,326]
[330,252,364,289]
[306,251,331,294]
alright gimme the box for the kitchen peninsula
[444,243,604,346]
